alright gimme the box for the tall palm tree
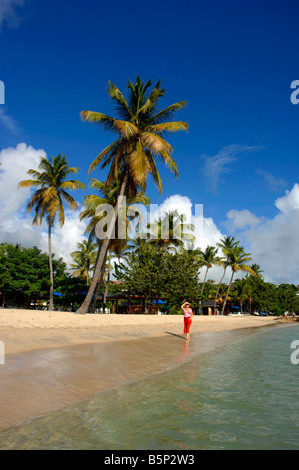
[213,236,239,314]
[70,239,98,285]
[77,76,188,313]
[18,154,85,310]
[198,245,220,295]
[221,246,255,315]
[147,210,195,252]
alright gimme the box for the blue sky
[1,0,299,284]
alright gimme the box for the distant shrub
[168,306,182,315]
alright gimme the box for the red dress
[183,307,192,334]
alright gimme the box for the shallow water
[1,324,298,450]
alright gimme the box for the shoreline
[0,310,290,433]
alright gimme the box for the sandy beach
[0,309,284,433]
[0,308,280,354]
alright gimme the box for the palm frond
[88,139,121,174]
[151,101,188,124]
[149,121,188,134]
[81,111,137,138]
[60,180,85,191]
[107,81,133,121]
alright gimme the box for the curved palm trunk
[221,270,235,315]
[103,249,112,313]
[77,173,128,314]
[213,268,226,315]
[86,261,90,285]
[201,266,209,295]
[48,222,54,311]
[90,246,108,313]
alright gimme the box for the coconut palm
[147,210,195,253]
[80,177,150,311]
[77,76,188,313]
[198,246,220,295]
[249,263,264,278]
[70,239,98,285]
[221,246,255,315]
[18,154,85,310]
[209,283,231,313]
[213,236,239,314]
[231,278,249,313]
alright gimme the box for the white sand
[0,308,280,355]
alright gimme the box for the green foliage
[0,243,67,305]
[115,244,201,311]
[115,243,166,311]
[232,276,299,315]
[162,249,201,307]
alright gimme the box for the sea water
[0,324,299,450]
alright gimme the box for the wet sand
[0,310,280,432]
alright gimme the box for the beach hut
[201,300,222,315]
[95,291,168,314]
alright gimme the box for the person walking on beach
[181,301,193,340]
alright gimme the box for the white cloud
[225,209,261,232]
[0,143,87,267]
[0,143,44,217]
[0,108,21,134]
[257,170,286,191]
[201,144,264,192]
[49,210,88,267]
[274,183,299,213]
[0,0,28,31]
[225,184,299,284]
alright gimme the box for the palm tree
[80,177,150,311]
[70,239,98,285]
[231,278,249,314]
[249,263,264,278]
[18,154,85,310]
[77,76,188,314]
[209,283,231,313]
[147,210,195,252]
[213,236,239,314]
[198,245,220,295]
[221,246,255,315]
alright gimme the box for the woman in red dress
[181,301,193,340]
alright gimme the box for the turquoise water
[1,324,299,450]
